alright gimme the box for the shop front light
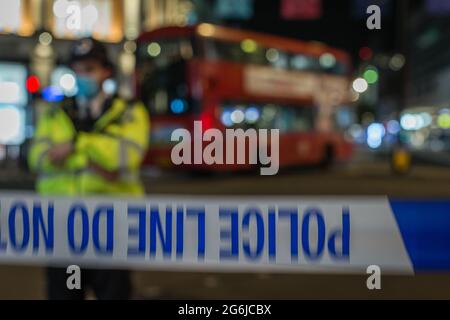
[367,123,385,149]
[387,120,401,135]
[400,113,432,131]
[401,114,418,131]
[0,106,24,145]
[0,82,20,104]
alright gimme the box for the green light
[363,69,379,84]
[438,114,450,129]
[241,39,258,53]
[147,42,161,57]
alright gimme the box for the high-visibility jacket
[28,97,150,196]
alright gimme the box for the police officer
[29,38,150,300]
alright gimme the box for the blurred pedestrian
[28,38,150,300]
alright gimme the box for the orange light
[197,23,216,37]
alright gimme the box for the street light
[352,78,369,93]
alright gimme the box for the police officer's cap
[70,38,112,68]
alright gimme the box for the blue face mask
[76,76,100,99]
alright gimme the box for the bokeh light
[352,78,368,93]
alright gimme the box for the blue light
[245,106,260,123]
[367,137,383,149]
[367,123,386,149]
[42,86,64,103]
[170,99,186,114]
[368,123,386,139]
[102,79,117,95]
[387,120,401,135]
[221,110,234,127]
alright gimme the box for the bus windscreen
[137,38,199,116]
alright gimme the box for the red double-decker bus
[136,24,354,171]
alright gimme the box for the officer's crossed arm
[29,108,85,173]
[74,103,150,173]
[29,139,51,174]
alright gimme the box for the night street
[3,150,450,197]
[1,152,450,299]
[1,0,450,303]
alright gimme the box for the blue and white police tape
[0,193,449,274]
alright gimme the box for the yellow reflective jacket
[28,97,150,196]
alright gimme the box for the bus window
[322,60,348,75]
[137,37,199,116]
[259,104,279,129]
[290,54,321,72]
[138,38,196,68]
[219,102,315,133]
[204,39,268,66]
[140,60,199,116]
[280,106,314,132]
[266,49,289,69]
[333,62,347,75]
[202,38,347,75]
[275,106,315,133]
[334,106,356,131]
[204,39,243,63]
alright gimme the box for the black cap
[69,38,112,68]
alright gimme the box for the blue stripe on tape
[390,200,450,271]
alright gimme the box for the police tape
[0,192,449,274]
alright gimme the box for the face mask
[76,76,100,100]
